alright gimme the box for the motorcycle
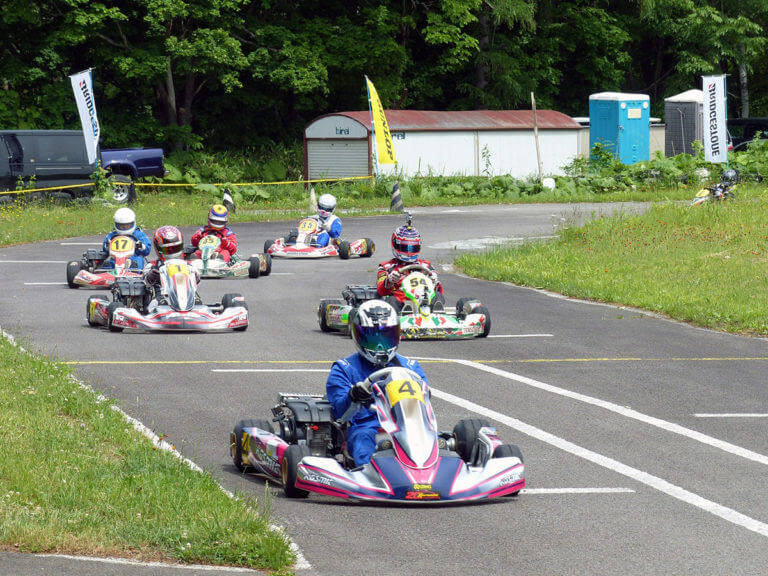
[231,366,524,502]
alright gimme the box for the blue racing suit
[101,228,152,270]
[310,214,342,247]
[326,352,428,467]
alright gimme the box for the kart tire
[475,305,491,337]
[338,241,351,260]
[248,257,261,279]
[453,418,491,463]
[455,297,474,320]
[493,443,524,463]
[282,444,311,498]
[107,302,123,332]
[264,239,275,254]
[86,296,106,326]
[318,299,343,332]
[222,293,247,311]
[232,418,275,472]
[109,174,136,205]
[362,238,375,258]
[260,252,272,276]
[66,261,82,288]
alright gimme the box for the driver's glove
[348,379,373,403]
[135,241,145,253]
[320,220,332,232]
[385,270,403,289]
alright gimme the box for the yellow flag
[366,77,397,165]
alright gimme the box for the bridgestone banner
[365,76,397,166]
[69,69,100,165]
[702,75,727,163]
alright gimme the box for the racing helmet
[114,207,137,236]
[351,300,400,366]
[208,204,229,230]
[317,193,337,221]
[152,225,184,261]
[722,169,739,184]
[391,224,421,263]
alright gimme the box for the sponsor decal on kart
[303,473,333,486]
[252,440,280,475]
[405,490,441,500]
[499,470,523,486]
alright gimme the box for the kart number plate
[166,263,190,276]
[298,218,319,233]
[110,236,135,253]
[199,235,219,247]
[386,379,425,406]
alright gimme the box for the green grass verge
[456,184,768,335]
[0,335,294,573]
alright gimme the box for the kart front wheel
[86,296,107,326]
[222,293,247,311]
[66,261,82,288]
[453,418,491,463]
[248,257,261,279]
[282,444,311,498]
[362,238,375,258]
[107,302,123,332]
[493,444,524,497]
[264,239,276,254]
[232,419,275,471]
[338,241,351,260]
[317,299,343,332]
[476,305,491,337]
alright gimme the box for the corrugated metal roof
[323,110,581,131]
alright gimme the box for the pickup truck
[0,130,166,204]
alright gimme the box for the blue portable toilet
[589,92,650,164]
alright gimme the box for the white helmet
[317,193,337,221]
[351,300,400,366]
[114,207,136,236]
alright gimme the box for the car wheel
[281,444,311,498]
[232,419,275,471]
[109,174,136,204]
[66,261,82,288]
[363,238,375,257]
[260,252,272,276]
[475,305,491,337]
[107,302,123,332]
[453,418,491,463]
[248,257,261,279]
[338,241,351,260]
[264,239,275,253]
[86,296,107,326]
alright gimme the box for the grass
[0,335,294,572]
[456,183,768,335]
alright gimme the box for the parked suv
[0,130,166,204]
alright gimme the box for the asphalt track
[2,203,768,576]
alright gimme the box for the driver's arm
[326,361,354,419]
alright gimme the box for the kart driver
[101,207,151,269]
[190,204,238,262]
[143,225,198,306]
[376,217,444,311]
[326,300,428,467]
[289,193,342,247]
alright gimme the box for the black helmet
[722,169,739,184]
[351,300,400,366]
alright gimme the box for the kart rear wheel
[66,261,82,288]
[282,444,311,498]
[248,257,261,279]
[362,238,375,258]
[232,419,275,471]
[107,302,123,332]
[475,305,491,337]
[453,418,491,463]
[338,241,351,260]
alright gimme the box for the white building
[304,110,581,180]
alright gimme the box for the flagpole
[365,76,380,179]
[724,74,729,169]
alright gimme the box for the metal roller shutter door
[307,140,369,179]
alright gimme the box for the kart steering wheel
[337,366,424,424]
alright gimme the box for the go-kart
[66,236,142,289]
[187,235,272,279]
[264,216,374,259]
[86,258,248,332]
[318,264,491,339]
[230,366,524,502]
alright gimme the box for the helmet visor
[116,221,134,232]
[395,242,420,255]
[352,323,400,354]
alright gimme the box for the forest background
[2,0,767,174]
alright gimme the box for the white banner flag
[69,69,100,165]
[702,75,727,163]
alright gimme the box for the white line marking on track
[521,487,635,495]
[488,334,554,338]
[430,386,768,538]
[269,272,295,275]
[212,369,330,373]
[444,358,768,467]
[34,554,261,573]
[25,282,67,285]
[695,413,768,418]
[0,260,68,263]
[60,242,102,245]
